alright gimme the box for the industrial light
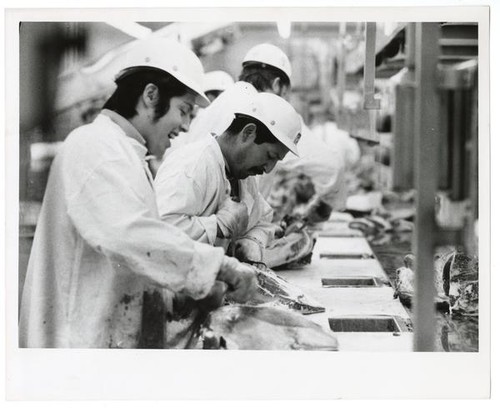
[106,21,152,39]
[277,21,291,39]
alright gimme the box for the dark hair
[225,113,280,145]
[238,64,291,92]
[205,90,223,100]
[102,68,189,121]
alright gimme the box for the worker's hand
[217,256,258,303]
[304,196,333,224]
[216,198,249,238]
[270,223,285,238]
[196,281,228,312]
[234,237,264,263]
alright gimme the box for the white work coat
[19,110,225,348]
[154,136,274,249]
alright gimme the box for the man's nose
[180,115,191,133]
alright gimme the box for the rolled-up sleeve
[65,156,223,300]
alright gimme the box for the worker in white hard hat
[176,43,292,147]
[203,70,235,102]
[154,92,301,265]
[19,38,257,349]
[155,43,294,252]
[240,43,292,97]
[234,48,349,224]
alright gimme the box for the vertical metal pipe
[466,70,479,255]
[363,22,379,109]
[406,23,416,70]
[413,23,441,351]
[392,23,416,191]
[438,90,451,190]
[337,22,347,109]
[469,72,479,221]
[451,91,467,200]
[363,22,380,144]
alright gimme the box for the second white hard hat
[115,37,210,108]
[203,70,235,93]
[242,43,292,82]
[235,92,301,156]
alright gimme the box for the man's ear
[271,77,282,94]
[240,123,257,143]
[142,83,160,108]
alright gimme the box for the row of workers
[20,38,347,348]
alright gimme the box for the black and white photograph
[3,2,493,402]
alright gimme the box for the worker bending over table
[154,91,302,264]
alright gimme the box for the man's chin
[242,171,258,179]
[162,143,171,154]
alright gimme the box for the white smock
[19,110,225,348]
[154,136,274,250]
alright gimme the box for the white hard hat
[242,43,292,81]
[115,38,210,108]
[203,70,235,93]
[235,92,301,156]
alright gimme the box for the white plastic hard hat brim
[115,66,210,108]
[272,128,300,157]
[173,71,210,108]
[115,38,210,108]
[242,43,292,81]
[203,70,235,93]
[235,92,301,157]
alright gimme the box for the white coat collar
[100,109,148,159]
[210,135,237,186]
[208,135,227,173]
[209,135,254,207]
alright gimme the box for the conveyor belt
[275,218,414,351]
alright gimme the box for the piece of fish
[247,266,325,315]
[201,305,338,350]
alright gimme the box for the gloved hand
[216,197,249,238]
[234,237,264,263]
[217,256,258,303]
[196,281,228,312]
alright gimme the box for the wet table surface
[277,218,478,352]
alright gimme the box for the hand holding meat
[217,256,258,303]
[270,223,285,238]
[234,237,264,263]
[216,198,249,238]
[303,196,333,224]
[196,281,228,312]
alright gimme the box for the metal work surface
[314,236,373,256]
[276,221,414,351]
